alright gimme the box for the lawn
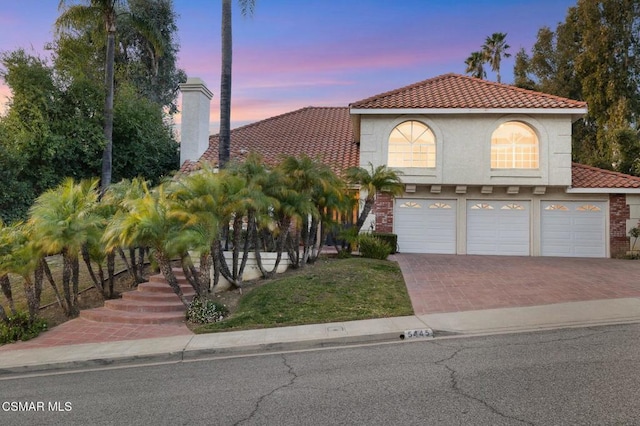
[195,256,414,333]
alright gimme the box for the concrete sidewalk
[3,297,640,376]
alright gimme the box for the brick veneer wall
[373,191,394,233]
[610,193,630,257]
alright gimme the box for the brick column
[374,191,394,233]
[609,194,630,257]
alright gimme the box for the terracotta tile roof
[180,107,357,175]
[572,163,640,189]
[350,73,588,110]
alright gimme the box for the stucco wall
[358,113,573,187]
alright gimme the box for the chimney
[179,77,213,166]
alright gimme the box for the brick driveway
[394,254,640,315]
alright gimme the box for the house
[179,74,640,258]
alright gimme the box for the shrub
[336,249,352,259]
[0,312,48,344]
[186,296,229,324]
[373,233,398,254]
[358,234,392,260]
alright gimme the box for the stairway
[80,268,195,325]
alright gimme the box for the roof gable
[350,73,588,111]
[181,107,357,174]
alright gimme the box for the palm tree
[346,163,404,230]
[57,1,120,191]
[0,222,44,321]
[227,154,280,277]
[219,0,255,168]
[168,165,228,295]
[465,51,487,79]
[103,182,188,305]
[482,32,511,83]
[57,1,163,191]
[279,155,345,267]
[29,178,103,317]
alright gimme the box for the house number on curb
[402,329,434,339]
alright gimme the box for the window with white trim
[388,121,436,168]
[491,121,539,169]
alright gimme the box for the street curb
[181,331,409,361]
[428,317,640,339]
[0,351,185,376]
[0,331,411,376]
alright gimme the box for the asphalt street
[1,323,640,425]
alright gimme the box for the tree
[168,165,227,295]
[346,163,404,230]
[0,222,44,322]
[111,82,179,183]
[0,49,103,220]
[279,155,346,267]
[28,178,103,317]
[100,177,150,287]
[117,0,187,113]
[465,51,486,79]
[57,0,122,192]
[0,47,178,222]
[482,32,511,83]
[219,0,255,169]
[56,0,170,191]
[513,48,536,90]
[515,0,640,171]
[0,134,33,223]
[102,181,189,305]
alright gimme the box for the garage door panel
[467,201,530,256]
[395,199,456,254]
[541,201,606,257]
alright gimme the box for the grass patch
[195,256,414,333]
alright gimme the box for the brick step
[122,290,195,303]
[80,307,186,324]
[137,281,195,294]
[147,274,190,285]
[104,298,188,313]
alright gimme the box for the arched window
[388,121,436,168]
[491,121,539,169]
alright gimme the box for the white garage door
[541,201,606,257]
[467,200,530,256]
[394,199,456,254]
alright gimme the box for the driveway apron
[393,254,640,315]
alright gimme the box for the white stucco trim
[350,108,588,116]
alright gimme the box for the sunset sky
[1,0,577,132]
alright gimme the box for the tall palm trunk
[0,304,8,324]
[40,258,66,314]
[355,196,375,229]
[102,19,116,191]
[82,244,105,296]
[219,0,232,168]
[255,217,290,278]
[154,249,188,306]
[106,251,116,298]
[61,248,79,318]
[0,274,16,315]
[72,256,80,313]
[23,276,40,322]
